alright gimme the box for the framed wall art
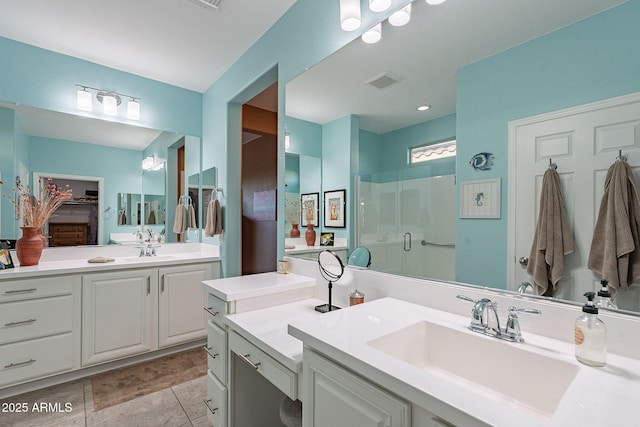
[323,189,346,228]
[460,178,501,219]
[301,192,319,227]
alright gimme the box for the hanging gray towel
[188,204,197,229]
[173,202,186,234]
[588,161,640,298]
[527,168,575,296]
[204,199,222,237]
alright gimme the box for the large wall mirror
[285,0,640,315]
[0,102,201,245]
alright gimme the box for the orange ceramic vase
[290,223,300,238]
[16,226,44,266]
[305,224,316,246]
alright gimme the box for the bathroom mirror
[285,0,640,314]
[284,153,322,238]
[117,193,140,226]
[187,172,200,229]
[201,166,220,241]
[0,102,201,244]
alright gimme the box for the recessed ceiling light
[417,105,431,111]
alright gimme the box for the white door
[509,93,640,309]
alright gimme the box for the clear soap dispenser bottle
[595,280,618,309]
[575,292,606,367]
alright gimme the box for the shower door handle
[403,233,412,251]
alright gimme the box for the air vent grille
[188,0,223,11]
[366,73,400,89]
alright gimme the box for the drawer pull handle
[203,399,218,415]
[4,319,37,327]
[4,288,37,295]
[204,307,219,317]
[238,353,261,370]
[4,359,36,369]
[203,346,219,359]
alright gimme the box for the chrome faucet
[457,295,541,343]
[136,243,160,257]
[517,281,534,294]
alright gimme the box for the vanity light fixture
[389,3,411,26]
[362,23,382,44]
[426,0,448,5]
[369,0,391,13]
[77,87,93,111]
[142,155,155,171]
[75,85,141,120]
[339,0,361,31]
[417,104,431,111]
[284,132,291,150]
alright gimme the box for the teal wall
[285,116,322,159]
[0,37,202,137]
[0,108,17,238]
[29,137,141,242]
[456,0,640,288]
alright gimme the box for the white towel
[527,168,575,296]
[588,161,640,298]
[204,199,222,237]
[173,203,186,234]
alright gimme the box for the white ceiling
[0,0,297,93]
[286,0,627,134]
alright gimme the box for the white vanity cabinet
[158,263,217,348]
[304,349,411,427]
[82,262,219,366]
[82,269,156,365]
[0,275,80,388]
[204,293,230,427]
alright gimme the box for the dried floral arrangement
[1,177,73,227]
[285,198,300,225]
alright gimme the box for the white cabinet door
[304,350,410,427]
[158,263,213,347]
[82,269,155,366]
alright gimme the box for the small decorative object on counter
[305,223,316,246]
[575,292,606,367]
[277,259,289,274]
[349,289,365,306]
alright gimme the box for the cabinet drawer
[205,320,227,383]
[0,295,73,345]
[0,333,74,387]
[205,294,227,328]
[228,330,297,400]
[0,276,75,302]
[205,370,227,427]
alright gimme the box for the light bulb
[369,0,391,13]
[389,4,411,26]
[426,0,447,5]
[340,0,361,31]
[362,23,382,44]
[103,95,118,116]
[77,89,92,111]
[127,99,140,120]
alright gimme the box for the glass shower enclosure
[355,170,456,281]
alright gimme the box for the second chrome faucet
[457,295,541,343]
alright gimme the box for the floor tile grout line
[169,386,195,426]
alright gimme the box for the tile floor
[0,374,211,427]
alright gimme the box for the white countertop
[284,244,348,255]
[223,298,325,372]
[0,243,219,279]
[201,271,315,302]
[288,297,640,427]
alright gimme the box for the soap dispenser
[595,280,618,309]
[575,292,606,367]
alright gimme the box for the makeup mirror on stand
[316,250,345,313]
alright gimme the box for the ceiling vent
[366,72,401,89]
[188,0,223,11]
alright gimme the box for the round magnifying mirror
[316,250,345,313]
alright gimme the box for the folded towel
[527,168,575,296]
[173,203,186,234]
[588,161,640,298]
[87,257,115,263]
[204,199,222,237]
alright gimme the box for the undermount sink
[367,320,579,418]
[122,255,176,262]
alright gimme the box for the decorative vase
[305,223,316,246]
[290,223,300,238]
[16,226,44,266]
